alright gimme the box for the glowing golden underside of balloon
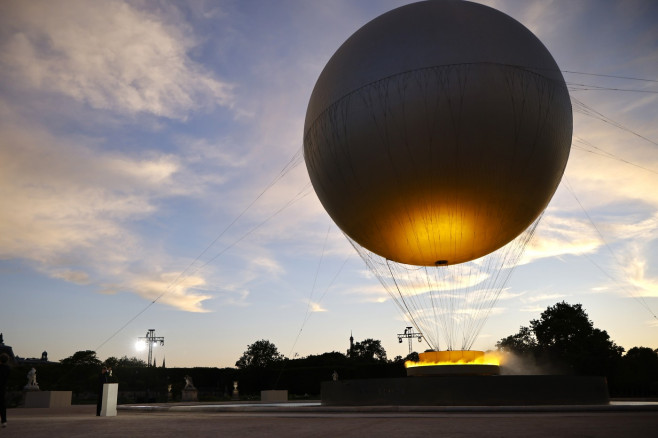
[405,350,501,368]
[346,199,532,267]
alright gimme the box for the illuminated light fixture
[137,329,164,367]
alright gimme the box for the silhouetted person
[96,366,109,416]
[0,353,9,427]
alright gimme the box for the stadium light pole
[137,329,164,367]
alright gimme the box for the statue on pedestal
[24,367,39,391]
[184,375,195,390]
[231,380,239,400]
[181,375,198,402]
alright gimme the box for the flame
[405,350,502,368]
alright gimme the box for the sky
[0,0,657,368]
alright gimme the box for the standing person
[96,366,108,416]
[0,353,10,427]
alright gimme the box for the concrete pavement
[2,402,657,438]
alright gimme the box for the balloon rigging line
[385,258,430,349]
[162,148,305,296]
[572,148,658,175]
[561,70,658,83]
[95,149,306,352]
[350,238,434,351]
[299,225,331,334]
[151,183,313,337]
[288,248,353,356]
[571,137,658,175]
[275,224,330,385]
[566,87,658,321]
[277,227,351,387]
[314,253,352,312]
[567,83,658,93]
[173,148,305,281]
[563,177,658,321]
[175,183,312,285]
[571,97,658,147]
[96,183,311,352]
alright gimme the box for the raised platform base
[322,375,609,406]
[261,390,288,402]
[182,388,198,402]
[24,391,72,408]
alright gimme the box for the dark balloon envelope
[304,0,572,267]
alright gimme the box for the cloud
[0,117,174,263]
[521,215,601,264]
[125,271,212,313]
[251,256,285,277]
[519,305,546,313]
[0,103,221,312]
[609,213,658,242]
[497,289,527,301]
[344,282,390,304]
[222,288,250,307]
[308,301,327,313]
[0,0,233,119]
[52,269,91,285]
[0,1,250,313]
[623,252,658,298]
[521,293,568,304]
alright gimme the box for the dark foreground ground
[2,403,657,438]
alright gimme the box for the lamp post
[137,329,164,367]
[397,326,423,355]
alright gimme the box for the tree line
[4,302,656,404]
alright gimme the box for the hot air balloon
[304,1,572,355]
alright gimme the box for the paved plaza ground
[1,403,657,438]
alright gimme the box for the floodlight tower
[397,326,423,355]
[138,329,164,367]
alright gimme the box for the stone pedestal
[100,383,118,416]
[24,391,72,408]
[261,390,288,402]
[182,388,198,402]
[231,381,240,400]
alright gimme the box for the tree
[496,326,537,355]
[104,356,120,369]
[291,352,348,367]
[532,302,623,375]
[496,302,624,376]
[349,338,387,362]
[104,356,147,368]
[235,340,284,369]
[60,350,102,367]
[393,352,419,364]
[620,347,658,387]
[405,351,419,362]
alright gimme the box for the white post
[100,383,118,416]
